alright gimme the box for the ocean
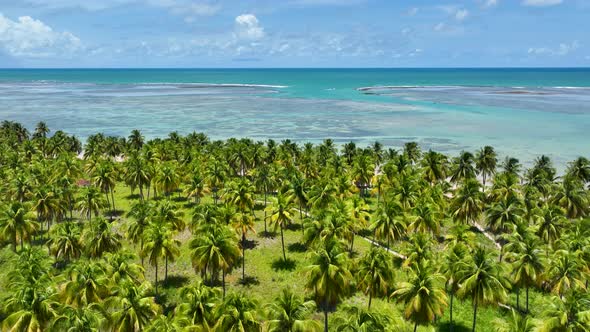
[1,68,589,169]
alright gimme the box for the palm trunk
[222,270,226,298]
[413,322,418,332]
[110,188,116,218]
[324,302,329,332]
[526,286,530,313]
[281,227,286,261]
[472,296,478,332]
[516,287,520,311]
[242,233,246,281]
[155,259,159,297]
[165,255,168,282]
[349,236,355,255]
[450,291,454,332]
[368,292,372,309]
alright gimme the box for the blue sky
[0,0,589,67]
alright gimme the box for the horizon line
[2,66,590,70]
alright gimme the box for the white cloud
[528,41,580,56]
[235,14,265,40]
[484,0,498,8]
[290,0,365,6]
[407,7,419,16]
[434,22,446,31]
[0,13,81,58]
[455,9,469,21]
[522,0,563,6]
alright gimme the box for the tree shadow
[105,209,125,218]
[286,223,303,231]
[125,194,141,200]
[271,258,297,271]
[183,202,197,209]
[357,229,373,237]
[171,196,188,203]
[259,231,277,239]
[437,322,472,332]
[238,276,260,286]
[287,242,307,253]
[162,275,189,288]
[243,239,259,250]
[254,202,266,210]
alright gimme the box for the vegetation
[0,120,589,331]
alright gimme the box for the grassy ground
[0,181,553,331]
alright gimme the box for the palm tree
[492,309,535,332]
[475,146,497,189]
[0,201,39,251]
[128,129,145,150]
[305,241,352,332]
[2,279,59,332]
[51,305,105,332]
[155,162,181,197]
[421,150,448,185]
[451,179,484,225]
[371,196,406,249]
[505,236,545,312]
[409,200,442,236]
[357,247,395,309]
[392,260,448,332]
[346,196,371,253]
[61,260,109,307]
[190,224,240,296]
[551,178,589,219]
[265,288,321,332]
[458,247,509,332]
[442,243,469,332]
[124,153,150,199]
[126,200,154,265]
[233,211,256,282]
[152,200,185,232]
[333,305,391,331]
[450,151,477,183]
[215,292,261,332]
[104,251,145,285]
[76,186,107,221]
[48,221,83,262]
[82,216,122,258]
[175,281,220,329]
[566,156,590,184]
[537,291,590,332]
[534,204,565,253]
[547,250,585,298]
[142,221,179,296]
[267,193,294,261]
[92,159,118,219]
[106,281,161,332]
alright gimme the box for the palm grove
[0,120,589,332]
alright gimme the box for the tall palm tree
[450,151,477,183]
[370,196,406,249]
[152,200,185,232]
[546,249,585,298]
[175,281,220,329]
[537,291,590,332]
[421,150,448,185]
[51,305,105,332]
[392,260,448,332]
[505,236,545,312]
[346,196,371,253]
[233,211,256,282]
[92,159,118,219]
[267,193,294,261]
[333,305,391,331]
[265,288,321,332]
[475,146,497,189]
[190,224,240,296]
[215,292,261,332]
[76,186,107,221]
[357,247,395,309]
[566,156,590,184]
[458,247,509,332]
[0,201,39,251]
[305,241,352,332]
[48,221,83,262]
[61,260,109,307]
[451,179,484,225]
[126,200,154,265]
[106,281,161,332]
[442,243,470,332]
[551,178,589,219]
[82,216,122,258]
[2,279,59,332]
[492,309,535,332]
[142,221,179,296]
[534,204,565,253]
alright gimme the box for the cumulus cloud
[434,22,446,31]
[407,7,419,16]
[0,13,81,58]
[522,0,563,6]
[235,14,265,40]
[528,41,580,56]
[484,0,499,7]
[455,9,469,21]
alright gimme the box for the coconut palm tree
[305,241,352,332]
[458,247,509,332]
[92,159,118,219]
[357,247,395,309]
[265,288,321,332]
[175,280,220,329]
[215,292,261,332]
[61,260,109,307]
[534,204,566,253]
[126,200,154,265]
[442,243,470,332]
[82,216,122,258]
[76,186,107,221]
[546,250,585,298]
[475,146,497,189]
[0,201,39,251]
[2,279,59,332]
[451,151,477,183]
[346,196,371,253]
[190,224,240,296]
[333,305,391,331]
[106,281,161,332]
[50,305,105,332]
[421,150,449,185]
[142,221,179,296]
[451,179,484,225]
[492,308,535,332]
[370,196,406,249]
[267,193,294,261]
[537,291,590,332]
[152,200,185,232]
[409,199,442,236]
[124,152,150,199]
[551,178,589,219]
[48,221,83,262]
[104,251,144,285]
[566,156,590,184]
[505,236,545,312]
[486,195,525,234]
[392,260,448,332]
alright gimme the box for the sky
[0,0,589,67]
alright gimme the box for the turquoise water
[1,68,589,168]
